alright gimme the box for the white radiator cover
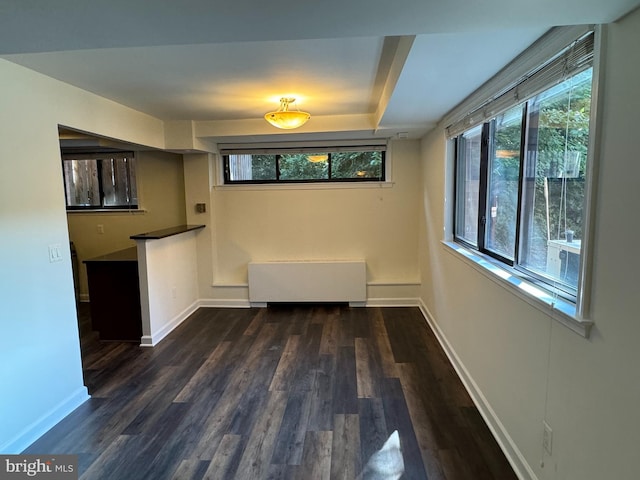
[248,260,366,304]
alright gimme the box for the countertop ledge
[130,224,205,240]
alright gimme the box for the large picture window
[452,30,595,301]
[62,152,138,210]
[222,146,385,184]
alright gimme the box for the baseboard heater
[248,260,366,306]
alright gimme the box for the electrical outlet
[97,224,104,234]
[171,287,177,299]
[542,421,553,455]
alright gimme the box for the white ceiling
[2,0,639,145]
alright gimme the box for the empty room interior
[2,1,640,479]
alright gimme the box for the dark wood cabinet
[83,247,142,342]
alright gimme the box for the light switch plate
[49,244,63,263]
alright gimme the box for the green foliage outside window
[532,71,591,242]
[279,154,328,180]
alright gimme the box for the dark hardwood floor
[24,304,518,479]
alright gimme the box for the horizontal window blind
[445,27,594,139]
[220,144,386,156]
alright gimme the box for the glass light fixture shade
[307,154,328,163]
[264,97,310,129]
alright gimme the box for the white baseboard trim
[140,300,200,347]
[417,300,538,480]
[366,297,421,307]
[197,298,420,308]
[1,386,90,454]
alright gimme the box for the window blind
[220,144,386,156]
[445,26,595,139]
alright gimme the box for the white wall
[419,10,640,480]
[183,153,216,301]
[0,60,165,452]
[136,230,200,346]
[202,140,422,304]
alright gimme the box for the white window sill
[66,209,146,215]
[442,241,593,338]
[213,181,394,192]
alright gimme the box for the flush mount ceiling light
[264,97,310,129]
[307,154,328,163]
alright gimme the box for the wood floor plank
[306,355,334,432]
[439,447,478,480]
[380,377,429,480]
[170,459,210,480]
[122,363,206,436]
[286,305,312,336]
[397,362,446,452]
[221,309,258,342]
[355,337,377,399]
[290,322,323,393]
[243,308,266,336]
[319,310,339,355]
[336,307,355,347]
[78,435,134,480]
[269,335,302,391]
[330,414,361,480]
[461,407,519,479]
[176,334,255,411]
[350,305,372,339]
[358,397,389,465]
[107,402,191,480]
[271,390,313,465]
[402,356,471,449]
[381,307,430,364]
[174,341,232,402]
[201,434,242,480]
[234,390,288,479]
[227,387,269,436]
[333,346,358,415]
[265,464,291,480]
[370,308,398,378]
[83,342,135,371]
[297,430,332,480]
[25,305,519,480]
[421,448,448,480]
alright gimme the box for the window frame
[220,144,387,185]
[62,151,139,211]
[445,26,602,333]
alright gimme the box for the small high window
[62,152,138,210]
[222,146,385,184]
